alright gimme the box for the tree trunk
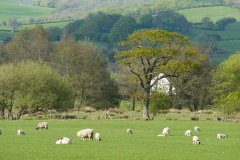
[0,107,4,119]
[132,96,135,111]
[142,103,150,120]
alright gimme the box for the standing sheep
[185,130,192,136]
[36,122,48,130]
[193,136,201,145]
[77,128,94,141]
[194,126,201,132]
[56,137,73,144]
[17,129,25,135]
[217,133,228,139]
[95,133,101,141]
[127,128,133,135]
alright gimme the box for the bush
[191,115,199,121]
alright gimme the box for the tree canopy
[115,29,209,120]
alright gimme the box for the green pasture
[0,120,239,160]
[178,6,240,23]
[0,0,52,23]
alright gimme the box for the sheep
[194,126,201,132]
[56,137,73,144]
[95,133,101,141]
[127,128,133,135]
[192,136,201,145]
[217,133,228,139]
[36,122,48,130]
[185,130,192,136]
[77,128,94,141]
[17,129,25,135]
[158,127,170,137]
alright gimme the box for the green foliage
[150,91,171,114]
[108,16,137,43]
[211,53,240,113]
[0,61,71,117]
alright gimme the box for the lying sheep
[127,128,133,135]
[158,127,170,137]
[194,126,201,132]
[77,128,94,141]
[217,133,228,139]
[193,136,201,145]
[17,129,25,135]
[36,122,48,130]
[95,133,101,141]
[56,137,73,144]
[185,130,191,136]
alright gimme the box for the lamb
[95,133,101,141]
[36,122,48,130]
[192,136,201,145]
[77,128,94,141]
[217,133,228,139]
[56,137,73,144]
[127,128,133,135]
[185,130,191,136]
[17,129,25,135]
[158,127,170,136]
[194,126,201,132]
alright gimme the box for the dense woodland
[1,0,240,120]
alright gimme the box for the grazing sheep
[77,128,94,141]
[95,133,101,141]
[0,128,1,135]
[36,122,48,130]
[194,126,201,132]
[56,137,73,144]
[158,127,170,137]
[127,128,133,135]
[217,133,228,139]
[17,129,25,135]
[185,130,192,136]
[193,136,201,145]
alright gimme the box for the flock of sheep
[157,126,228,145]
[0,122,228,145]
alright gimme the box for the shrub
[191,115,199,121]
[80,106,96,113]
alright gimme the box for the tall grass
[0,120,240,160]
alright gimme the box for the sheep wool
[36,122,48,130]
[77,128,94,141]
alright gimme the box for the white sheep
[17,129,25,135]
[192,136,201,145]
[36,122,48,130]
[185,130,191,136]
[217,133,228,139]
[158,127,170,137]
[95,133,101,141]
[56,137,73,144]
[127,128,133,135]
[194,126,201,132]
[77,128,94,141]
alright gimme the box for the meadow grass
[178,6,240,23]
[0,120,240,160]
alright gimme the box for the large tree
[0,61,70,120]
[50,37,118,110]
[115,29,208,120]
[211,52,240,114]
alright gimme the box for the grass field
[178,6,240,23]
[0,120,240,160]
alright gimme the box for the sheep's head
[36,127,39,130]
